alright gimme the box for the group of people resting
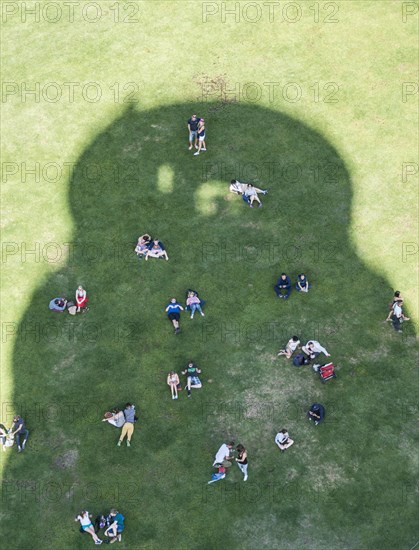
[165,290,205,333]
[49,285,88,314]
[274,273,311,299]
[75,509,125,545]
[167,361,202,399]
[134,234,169,261]
[102,403,137,448]
[277,337,330,360]
[385,290,410,333]
[229,179,268,208]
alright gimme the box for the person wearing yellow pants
[117,403,136,447]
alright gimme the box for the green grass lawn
[1,2,418,549]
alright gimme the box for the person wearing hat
[10,415,29,452]
[187,114,201,150]
[194,118,206,155]
[307,403,326,425]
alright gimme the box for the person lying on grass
[167,371,180,400]
[117,403,136,447]
[181,361,202,397]
[165,298,184,334]
[274,429,294,451]
[186,290,205,319]
[145,239,169,261]
[75,511,102,545]
[230,179,268,208]
[49,297,68,312]
[102,408,125,427]
[277,336,301,359]
[134,233,152,257]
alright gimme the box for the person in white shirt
[391,300,409,332]
[301,340,330,359]
[213,441,235,468]
[274,429,294,452]
[75,511,102,544]
[278,336,300,359]
[102,409,125,428]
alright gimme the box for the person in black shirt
[187,114,200,150]
[235,444,248,481]
[274,273,292,299]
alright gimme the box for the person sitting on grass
[146,239,169,261]
[76,285,88,313]
[117,403,136,448]
[167,371,180,400]
[296,273,311,293]
[307,403,325,425]
[186,290,205,319]
[49,297,68,312]
[274,273,292,299]
[181,361,202,398]
[274,429,294,451]
[102,408,125,428]
[277,336,301,359]
[75,511,103,545]
[104,509,125,544]
[165,298,184,334]
[301,340,330,360]
[134,233,152,257]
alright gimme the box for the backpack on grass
[293,354,310,366]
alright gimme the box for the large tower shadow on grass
[5,102,415,548]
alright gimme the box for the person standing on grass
[275,429,294,451]
[274,273,292,299]
[181,361,202,397]
[391,300,409,333]
[10,415,29,452]
[213,441,235,468]
[194,118,206,155]
[385,291,403,321]
[75,511,103,545]
[278,336,301,359]
[235,444,248,481]
[187,114,200,150]
[165,298,184,334]
[167,370,180,400]
[117,403,136,447]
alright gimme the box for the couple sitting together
[230,179,268,208]
[49,285,88,314]
[135,233,169,261]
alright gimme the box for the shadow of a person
[4,102,415,548]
